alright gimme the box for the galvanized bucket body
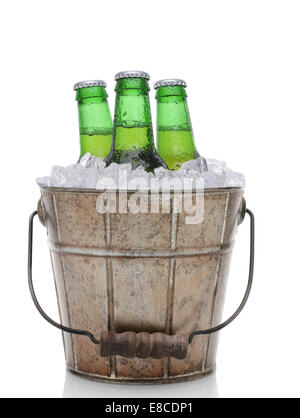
[39,186,244,383]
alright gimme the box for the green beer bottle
[154,79,199,171]
[74,80,113,159]
[105,71,166,172]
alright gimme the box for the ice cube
[202,171,224,188]
[78,152,92,167]
[206,159,227,176]
[225,169,245,188]
[196,156,208,172]
[181,156,207,174]
[86,156,106,171]
[49,166,67,186]
[36,176,50,187]
[154,167,168,180]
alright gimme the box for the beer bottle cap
[115,71,150,81]
[154,79,187,89]
[73,80,107,90]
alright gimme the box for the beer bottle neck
[114,78,152,129]
[155,86,193,132]
[76,86,112,135]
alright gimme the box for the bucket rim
[38,185,244,195]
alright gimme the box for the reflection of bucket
[32,186,249,383]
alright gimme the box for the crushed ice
[36,153,245,189]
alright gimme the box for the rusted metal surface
[39,187,243,383]
[37,198,46,226]
[69,367,214,384]
[100,331,188,359]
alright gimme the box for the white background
[0,0,299,398]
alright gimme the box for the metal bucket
[28,187,254,384]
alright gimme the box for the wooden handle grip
[100,331,188,360]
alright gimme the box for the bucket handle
[28,199,254,359]
[28,210,100,345]
[188,206,254,344]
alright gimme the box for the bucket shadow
[63,370,219,398]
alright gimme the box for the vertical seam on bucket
[104,212,116,378]
[40,191,47,225]
[164,197,179,378]
[52,194,77,371]
[203,192,230,372]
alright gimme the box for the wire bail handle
[28,197,254,359]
